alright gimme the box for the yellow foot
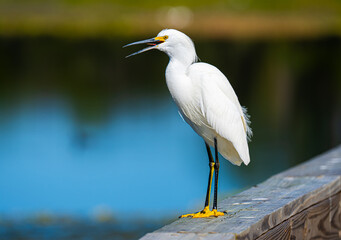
[180,206,225,218]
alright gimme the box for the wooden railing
[141,145,341,240]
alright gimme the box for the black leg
[204,142,215,208]
[213,138,220,210]
[179,139,223,218]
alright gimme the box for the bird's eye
[164,35,169,40]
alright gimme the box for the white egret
[124,29,252,218]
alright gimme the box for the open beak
[123,37,165,58]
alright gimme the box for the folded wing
[190,63,251,165]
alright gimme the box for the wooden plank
[145,176,340,240]
[140,145,341,240]
[141,232,236,240]
[255,192,341,240]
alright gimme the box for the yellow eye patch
[155,35,168,42]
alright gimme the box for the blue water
[0,97,247,219]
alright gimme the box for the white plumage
[124,28,252,218]
[160,29,252,166]
[125,29,251,166]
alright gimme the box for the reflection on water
[0,36,340,237]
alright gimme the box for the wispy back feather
[241,106,252,141]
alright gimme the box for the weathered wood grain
[255,192,341,240]
[140,145,341,240]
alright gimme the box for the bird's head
[124,29,197,64]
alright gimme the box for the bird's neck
[166,57,191,75]
[165,43,197,69]
[165,57,193,106]
[165,47,198,97]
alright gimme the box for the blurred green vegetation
[1,0,341,11]
[0,0,341,38]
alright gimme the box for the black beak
[123,37,164,58]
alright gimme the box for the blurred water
[0,94,253,218]
[0,36,340,236]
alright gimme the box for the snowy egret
[124,29,252,218]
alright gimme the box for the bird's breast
[165,69,193,106]
[166,71,215,141]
